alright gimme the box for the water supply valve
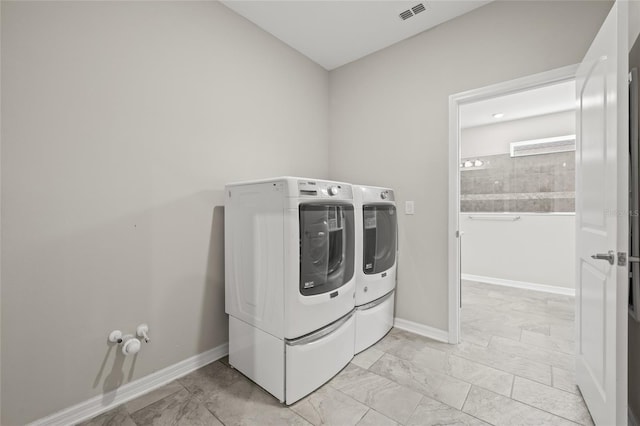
[108,330,123,344]
[137,323,150,343]
[121,334,141,356]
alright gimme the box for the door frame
[447,64,579,344]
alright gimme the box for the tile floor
[80,281,590,425]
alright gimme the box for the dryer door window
[299,204,355,296]
[363,205,397,274]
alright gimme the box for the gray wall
[0,2,329,424]
[328,0,612,330]
[461,110,575,158]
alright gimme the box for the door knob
[591,250,615,265]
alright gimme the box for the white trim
[448,92,461,345]
[462,274,575,297]
[630,407,639,426]
[448,64,579,348]
[28,342,229,426]
[394,318,449,343]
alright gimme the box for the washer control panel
[298,180,352,199]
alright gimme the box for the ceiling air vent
[399,3,426,20]
[510,135,576,158]
[412,3,426,15]
[399,9,414,20]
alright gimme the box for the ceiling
[221,1,491,70]
[460,80,576,129]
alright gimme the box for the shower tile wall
[460,151,575,213]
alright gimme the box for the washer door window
[363,205,397,274]
[299,204,355,296]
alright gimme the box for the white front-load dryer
[225,177,356,405]
[353,185,397,354]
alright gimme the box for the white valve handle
[136,324,150,343]
[108,330,123,344]
[121,335,141,356]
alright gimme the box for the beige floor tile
[407,396,490,426]
[550,323,576,341]
[453,340,552,385]
[130,389,222,426]
[76,405,136,426]
[125,381,185,414]
[444,354,514,396]
[370,353,471,409]
[460,325,493,346]
[205,377,309,426]
[352,347,385,369]
[384,339,448,371]
[462,386,578,426]
[177,361,244,400]
[521,323,551,336]
[511,377,593,425]
[521,329,575,354]
[356,409,398,426]
[462,316,523,341]
[488,335,574,371]
[371,328,412,353]
[552,366,580,394]
[330,364,422,424]
[290,385,368,426]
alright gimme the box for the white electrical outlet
[405,201,415,215]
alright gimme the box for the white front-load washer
[353,185,397,354]
[225,177,356,404]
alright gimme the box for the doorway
[458,81,577,298]
[458,78,577,337]
[446,66,595,424]
[447,65,579,343]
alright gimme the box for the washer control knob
[381,191,388,200]
[328,186,339,196]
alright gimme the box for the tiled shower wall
[460,151,575,213]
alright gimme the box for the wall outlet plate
[405,201,415,215]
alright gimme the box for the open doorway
[447,67,593,424]
[448,65,579,343]
[458,79,580,372]
[458,79,577,344]
[459,81,576,298]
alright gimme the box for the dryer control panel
[359,186,395,203]
[297,180,353,200]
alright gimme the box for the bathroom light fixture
[492,113,504,119]
[460,159,486,170]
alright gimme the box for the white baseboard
[394,318,449,343]
[461,274,575,297]
[630,407,639,426]
[28,342,229,426]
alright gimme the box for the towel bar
[467,215,521,221]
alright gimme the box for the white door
[575,2,628,425]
